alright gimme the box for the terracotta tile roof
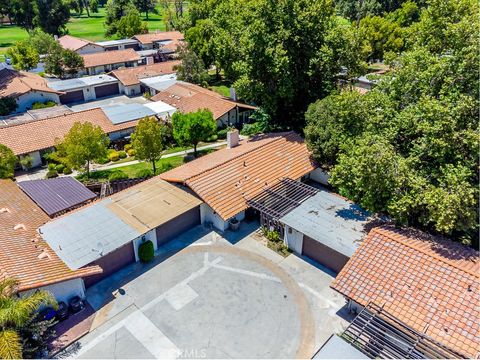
[58,35,93,51]
[0,68,62,99]
[82,49,141,68]
[110,60,180,86]
[160,132,316,220]
[132,31,183,45]
[331,226,480,359]
[151,82,256,120]
[0,108,139,155]
[0,179,101,291]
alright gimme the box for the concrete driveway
[61,224,349,359]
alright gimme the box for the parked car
[5,57,11,65]
[39,306,56,321]
[56,301,69,321]
[68,296,84,314]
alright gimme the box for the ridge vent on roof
[13,223,26,231]
[37,249,52,260]
[186,132,293,183]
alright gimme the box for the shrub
[124,143,132,152]
[96,157,109,165]
[206,134,218,142]
[138,240,154,263]
[118,151,127,159]
[20,155,33,170]
[55,164,65,173]
[127,149,136,157]
[31,101,56,110]
[47,163,56,170]
[63,167,73,175]
[108,151,119,162]
[240,122,264,136]
[136,168,153,178]
[46,169,58,178]
[217,129,228,139]
[108,170,128,181]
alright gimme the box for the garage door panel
[302,236,349,273]
[83,242,135,287]
[156,206,200,246]
[60,90,85,104]
[94,83,120,98]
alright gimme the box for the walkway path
[15,141,227,182]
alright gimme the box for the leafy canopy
[0,145,17,179]
[60,122,109,176]
[172,109,216,157]
[6,40,39,71]
[131,117,166,174]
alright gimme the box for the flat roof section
[279,189,371,257]
[18,177,96,217]
[313,335,369,359]
[48,75,118,92]
[102,103,157,124]
[140,73,177,91]
[96,39,139,47]
[143,101,177,117]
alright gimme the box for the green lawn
[0,6,166,59]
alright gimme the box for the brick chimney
[227,129,239,149]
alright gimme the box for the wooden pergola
[246,178,318,235]
[342,303,466,359]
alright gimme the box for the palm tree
[0,278,56,359]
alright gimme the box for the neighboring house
[109,60,180,96]
[0,68,62,113]
[0,179,101,303]
[0,105,72,127]
[160,131,317,231]
[40,177,202,287]
[81,49,141,75]
[95,38,140,51]
[0,108,142,168]
[331,226,480,359]
[57,35,105,55]
[132,31,184,51]
[48,75,121,104]
[18,177,96,218]
[151,82,257,127]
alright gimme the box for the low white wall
[283,225,304,254]
[200,203,229,231]
[16,91,60,113]
[133,229,158,261]
[120,84,141,96]
[20,278,86,303]
[108,127,136,141]
[309,168,330,186]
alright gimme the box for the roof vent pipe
[227,129,239,149]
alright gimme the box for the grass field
[0,6,166,59]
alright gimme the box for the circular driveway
[77,245,315,359]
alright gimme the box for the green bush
[127,149,136,157]
[124,143,132,151]
[217,129,228,139]
[136,168,153,178]
[55,164,65,173]
[96,157,109,165]
[20,155,33,170]
[63,167,73,175]
[46,169,58,178]
[206,134,218,142]
[108,151,119,162]
[138,240,154,263]
[118,151,127,159]
[31,101,56,110]
[108,170,128,181]
[241,122,264,136]
[47,163,56,170]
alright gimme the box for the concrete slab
[61,223,348,359]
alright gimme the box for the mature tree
[0,97,18,117]
[105,0,133,36]
[305,0,479,244]
[159,0,185,30]
[45,44,84,78]
[8,0,37,30]
[174,44,210,86]
[114,7,148,38]
[6,40,39,70]
[172,109,216,157]
[0,145,17,179]
[89,0,99,13]
[185,19,217,74]
[0,278,57,359]
[36,0,70,34]
[132,0,157,20]
[131,117,166,174]
[29,29,57,55]
[60,122,109,176]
